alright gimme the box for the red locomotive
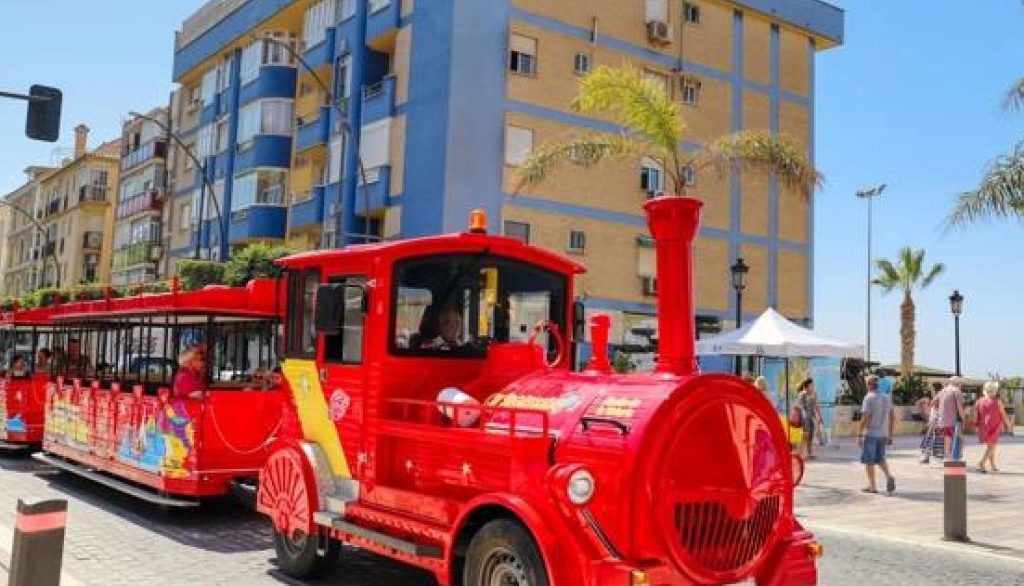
[0,305,59,450]
[25,281,286,506]
[256,197,820,585]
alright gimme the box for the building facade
[170,0,843,345]
[35,126,120,288]
[0,166,54,297]
[112,108,170,285]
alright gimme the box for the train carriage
[0,306,59,450]
[32,279,286,506]
[256,198,821,585]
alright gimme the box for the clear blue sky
[1,1,1021,376]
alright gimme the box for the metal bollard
[8,498,67,586]
[943,460,969,542]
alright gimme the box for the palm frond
[571,65,684,162]
[1004,76,1024,112]
[946,141,1024,228]
[922,263,946,288]
[514,134,639,192]
[872,259,901,294]
[697,131,823,198]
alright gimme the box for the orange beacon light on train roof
[468,209,487,234]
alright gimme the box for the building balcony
[82,231,103,251]
[302,27,336,68]
[122,140,168,172]
[295,106,331,152]
[289,185,326,231]
[112,241,161,270]
[361,76,395,125]
[117,189,164,219]
[355,165,391,216]
[366,0,400,52]
[229,205,287,243]
[79,185,108,204]
[42,241,56,257]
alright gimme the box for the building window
[217,56,233,93]
[179,202,191,231]
[504,125,534,166]
[200,68,218,105]
[645,0,669,23]
[340,0,356,21]
[503,221,530,244]
[681,76,702,105]
[509,34,537,76]
[237,99,295,144]
[567,230,586,254]
[644,70,671,96]
[359,119,392,170]
[684,2,701,24]
[573,52,592,76]
[231,169,288,212]
[240,41,262,85]
[215,118,230,153]
[336,54,352,101]
[324,275,366,364]
[680,164,697,186]
[640,158,665,196]
[303,0,336,48]
[196,125,214,159]
[368,0,390,14]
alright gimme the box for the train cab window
[391,255,566,358]
[286,269,320,358]
[323,276,366,364]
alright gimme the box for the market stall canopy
[696,308,864,359]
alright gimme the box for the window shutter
[510,34,537,56]
[504,126,533,166]
[637,246,657,277]
[360,119,392,169]
[645,0,668,23]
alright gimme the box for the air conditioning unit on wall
[646,21,672,46]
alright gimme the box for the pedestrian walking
[934,377,967,461]
[975,381,1014,473]
[796,378,824,459]
[859,375,896,495]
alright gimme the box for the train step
[0,440,37,452]
[313,512,443,559]
[32,452,201,508]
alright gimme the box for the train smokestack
[643,196,703,376]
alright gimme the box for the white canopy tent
[696,308,864,359]
[697,308,864,435]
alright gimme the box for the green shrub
[35,287,63,308]
[223,243,292,287]
[0,298,17,311]
[893,374,929,405]
[70,285,105,301]
[178,260,227,291]
[611,351,636,374]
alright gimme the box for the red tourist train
[254,197,819,585]
[1,280,286,506]
[0,305,60,449]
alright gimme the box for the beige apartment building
[0,166,54,296]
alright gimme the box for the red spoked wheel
[258,447,339,578]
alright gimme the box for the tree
[872,247,946,376]
[516,66,822,198]
[946,74,1024,227]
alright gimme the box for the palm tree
[872,247,946,377]
[516,66,822,198]
[946,74,1024,227]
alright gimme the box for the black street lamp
[730,257,749,375]
[949,290,964,376]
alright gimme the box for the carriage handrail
[204,397,284,456]
[385,398,551,438]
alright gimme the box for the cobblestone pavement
[797,429,1024,562]
[817,527,1024,585]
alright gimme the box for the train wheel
[272,528,340,578]
[463,519,549,586]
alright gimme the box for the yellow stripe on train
[280,359,351,478]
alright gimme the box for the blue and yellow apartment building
[165,0,843,354]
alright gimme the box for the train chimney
[643,196,704,376]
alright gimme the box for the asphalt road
[1,454,1022,585]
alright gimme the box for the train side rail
[385,398,551,439]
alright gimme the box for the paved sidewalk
[796,429,1024,563]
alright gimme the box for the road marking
[810,521,1024,567]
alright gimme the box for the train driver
[172,343,208,400]
[415,304,466,351]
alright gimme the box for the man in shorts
[859,375,896,495]
[934,377,966,460]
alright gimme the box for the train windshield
[392,254,567,358]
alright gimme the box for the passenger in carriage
[172,344,208,400]
[8,354,30,379]
[36,347,52,372]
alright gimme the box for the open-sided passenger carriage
[256,200,822,586]
[32,280,286,506]
[0,306,60,450]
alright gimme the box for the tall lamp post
[855,183,886,364]
[730,257,749,375]
[949,290,964,376]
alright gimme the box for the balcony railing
[362,75,396,124]
[122,140,168,171]
[83,231,103,250]
[79,185,108,204]
[117,189,163,219]
[112,242,158,270]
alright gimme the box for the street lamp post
[856,183,886,364]
[127,111,226,261]
[949,290,964,376]
[730,257,749,376]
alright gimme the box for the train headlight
[567,469,596,505]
